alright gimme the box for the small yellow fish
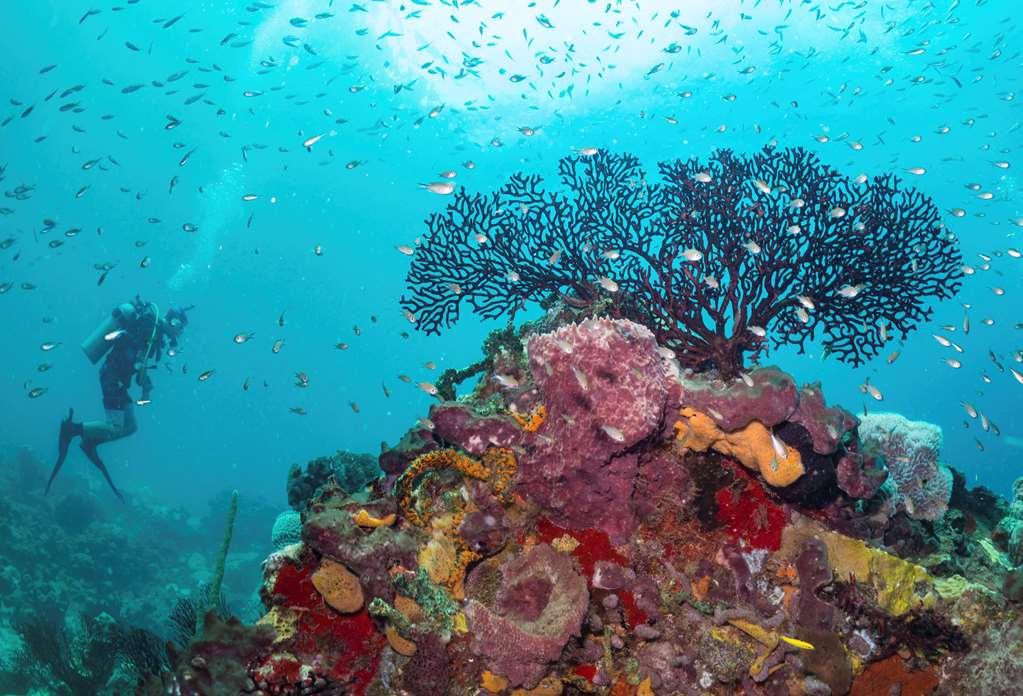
[780,635,815,651]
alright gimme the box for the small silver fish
[601,424,625,443]
[572,365,588,391]
[862,382,883,401]
[770,431,788,460]
[494,374,520,389]
[417,381,439,396]
[420,181,455,195]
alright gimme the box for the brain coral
[271,510,303,551]
[858,412,952,521]
[463,543,589,688]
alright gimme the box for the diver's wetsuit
[46,300,178,500]
[85,322,148,444]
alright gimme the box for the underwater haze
[1,0,1023,692]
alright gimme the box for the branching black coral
[402,147,963,377]
[400,151,662,333]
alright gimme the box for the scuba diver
[45,297,191,500]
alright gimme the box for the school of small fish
[0,0,1019,474]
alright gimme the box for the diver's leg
[82,405,134,442]
[79,440,124,502]
[80,405,133,501]
[45,408,83,495]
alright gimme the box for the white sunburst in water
[250,0,912,120]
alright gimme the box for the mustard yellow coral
[780,516,935,615]
[311,558,364,613]
[675,407,804,487]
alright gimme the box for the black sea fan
[401,146,963,378]
[400,151,664,333]
[640,146,963,375]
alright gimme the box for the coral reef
[403,147,962,377]
[105,313,1019,694]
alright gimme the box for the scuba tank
[81,302,135,364]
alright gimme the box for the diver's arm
[136,368,153,403]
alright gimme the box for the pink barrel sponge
[463,543,589,688]
[516,317,680,544]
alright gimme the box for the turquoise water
[0,0,1019,511]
